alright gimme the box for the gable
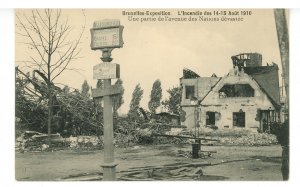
[200,72,275,109]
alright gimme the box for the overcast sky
[15,9,283,114]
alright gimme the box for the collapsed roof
[244,64,280,107]
[182,64,280,107]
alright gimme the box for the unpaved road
[15,144,283,181]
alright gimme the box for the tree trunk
[274,9,289,104]
[47,86,53,144]
[274,9,289,181]
[281,145,289,180]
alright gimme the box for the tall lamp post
[90,19,124,180]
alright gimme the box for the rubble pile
[115,121,189,146]
[16,131,65,152]
[15,131,104,152]
[186,128,254,138]
[218,133,278,146]
[16,126,278,152]
[152,136,189,145]
[183,128,278,146]
[67,136,103,149]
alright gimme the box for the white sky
[15,9,283,114]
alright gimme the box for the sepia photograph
[14,8,289,181]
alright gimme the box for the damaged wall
[181,106,197,129]
[201,72,276,130]
[180,77,220,129]
[181,70,277,130]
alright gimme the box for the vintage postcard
[15,9,289,181]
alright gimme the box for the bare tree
[16,9,86,140]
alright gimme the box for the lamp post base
[101,163,118,181]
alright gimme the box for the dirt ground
[15,144,283,181]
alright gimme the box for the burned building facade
[180,53,281,132]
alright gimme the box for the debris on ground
[16,131,65,152]
[177,128,278,146]
[177,150,192,158]
[217,133,278,146]
[176,150,215,159]
[41,144,49,151]
[118,162,210,181]
[60,165,207,181]
[67,136,103,149]
[15,126,278,152]
[15,131,103,152]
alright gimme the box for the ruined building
[180,53,281,132]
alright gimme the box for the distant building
[180,53,281,132]
[154,107,180,126]
[155,112,180,126]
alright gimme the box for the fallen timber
[118,162,211,181]
[153,133,219,159]
[152,133,220,142]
